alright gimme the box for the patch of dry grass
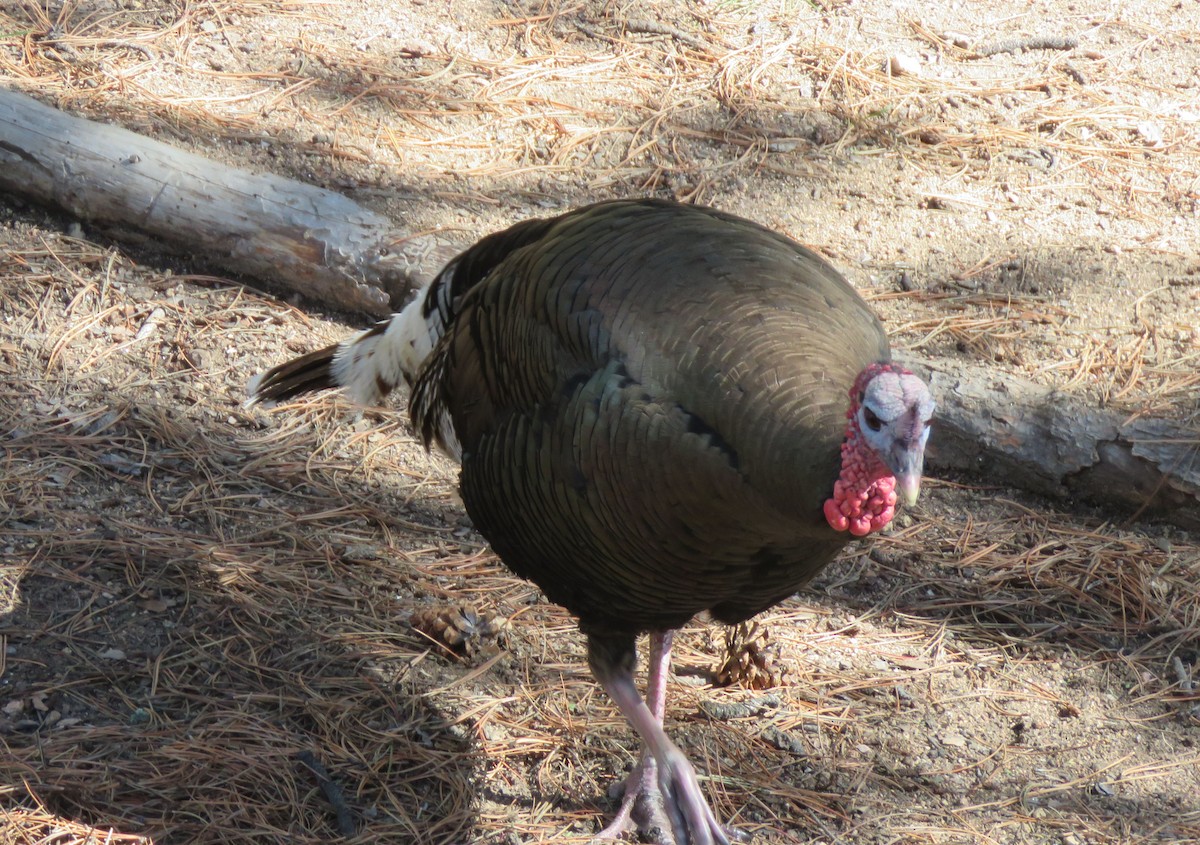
[2,215,1198,845]
[2,1,1200,842]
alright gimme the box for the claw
[594,751,739,845]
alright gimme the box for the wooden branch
[0,89,459,317]
[0,91,1194,527]
[899,354,1200,529]
[296,751,355,837]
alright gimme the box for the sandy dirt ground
[1,1,1198,844]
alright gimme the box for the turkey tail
[247,211,564,409]
[246,301,431,407]
[245,342,342,404]
[246,241,471,408]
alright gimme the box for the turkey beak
[888,446,924,508]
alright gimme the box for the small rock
[887,54,921,76]
[700,699,754,721]
[943,31,971,49]
[1136,121,1163,146]
[761,725,806,755]
[134,307,164,341]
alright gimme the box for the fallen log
[901,354,1200,529]
[1,89,1196,528]
[0,88,457,317]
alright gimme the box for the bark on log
[0,90,1196,528]
[0,89,458,317]
[899,354,1200,529]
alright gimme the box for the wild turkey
[248,199,934,844]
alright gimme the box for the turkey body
[416,199,887,639]
[249,198,930,845]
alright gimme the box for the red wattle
[823,398,899,535]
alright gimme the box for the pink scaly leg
[590,632,730,845]
[595,631,674,839]
[646,630,673,722]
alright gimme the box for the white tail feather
[246,258,465,459]
[244,369,270,405]
[328,296,436,406]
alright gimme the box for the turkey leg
[589,632,730,845]
[595,630,672,838]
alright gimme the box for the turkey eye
[863,407,883,432]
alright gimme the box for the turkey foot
[595,754,665,840]
[591,632,740,845]
[597,752,741,845]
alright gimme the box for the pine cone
[408,603,509,657]
[713,620,783,689]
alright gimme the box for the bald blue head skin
[857,369,935,507]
